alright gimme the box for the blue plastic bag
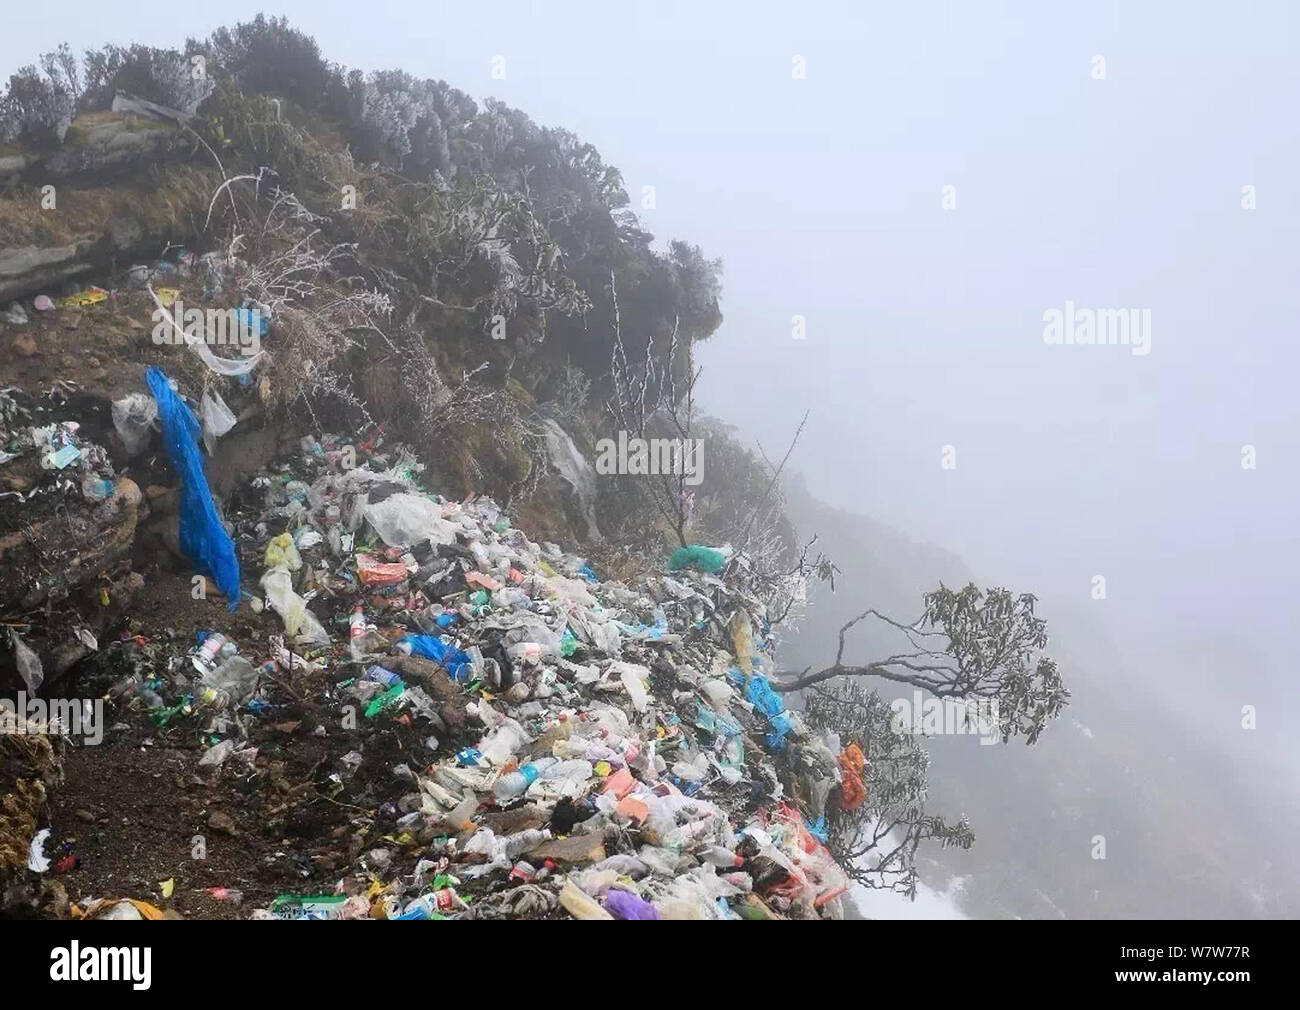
[765,718,792,750]
[746,673,792,749]
[399,635,473,680]
[746,674,785,719]
[146,367,240,609]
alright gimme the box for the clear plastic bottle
[107,673,141,704]
[700,846,744,868]
[349,605,367,661]
[501,828,550,858]
[492,757,559,801]
[202,655,258,704]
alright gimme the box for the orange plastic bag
[357,553,410,585]
[837,743,867,811]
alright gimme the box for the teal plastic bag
[667,545,726,573]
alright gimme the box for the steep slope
[780,475,1300,918]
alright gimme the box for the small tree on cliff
[782,583,1069,895]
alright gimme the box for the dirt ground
[24,516,509,918]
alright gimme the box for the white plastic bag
[363,493,457,548]
[612,661,651,713]
[260,567,329,644]
[200,389,237,454]
[10,630,44,694]
[111,393,157,457]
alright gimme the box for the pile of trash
[0,386,145,690]
[13,371,858,920]
[0,388,120,512]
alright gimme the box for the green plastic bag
[365,680,406,718]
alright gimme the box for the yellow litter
[61,286,108,308]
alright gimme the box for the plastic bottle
[349,605,367,661]
[554,738,621,765]
[194,685,233,710]
[700,846,744,868]
[501,828,551,858]
[365,664,402,688]
[202,655,258,703]
[492,757,559,801]
[192,633,229,675]
[107,673,141,704]
[393,895,437,920]
[509,861,538,883]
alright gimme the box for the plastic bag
[746,674,785,719]
[730,610,756,675]
[149,286,264,376]
[146,368,241,608]
[746,673,792,748]
[477,720,531,765]
[559,880,613,920]
[363,493,456,548]
[260,566,329,644]
[700,678,734,713]
[264,532,302,571]
[10,630,44,693]
[837,743,867,811]
[198,739,236,768]
[611,661,650,712]
[667,544,727,573]
[111,393,157,457]
[604,889,659,920]
[356,553,409,585]
[397,635,472,680]
[200,389,237,454]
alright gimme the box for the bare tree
[604,270,697,548]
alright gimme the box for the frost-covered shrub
[82,45,214,116]
[350,70,451,180]
[0,64,76,144]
